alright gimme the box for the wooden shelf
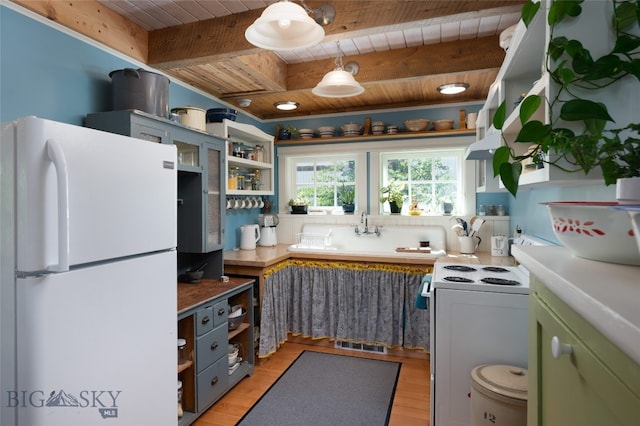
[177,359,193,374]
[228,322,249,340]
[275,128,476,145]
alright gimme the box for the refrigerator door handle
[46,138,70,272]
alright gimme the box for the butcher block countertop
[223,244,515,268]
[178,277,254,315]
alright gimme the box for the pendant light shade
[312,42,364,98]
[245,1,325,51]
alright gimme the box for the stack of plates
[317,126,335,138]
[299,128,314,139]
[372,121,385,135]
[341,122,362,136]
[386,125,398,134]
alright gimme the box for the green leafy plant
[493,0,640,196]
[379,181,406,204]
[338,183,355,205]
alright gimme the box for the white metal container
[171,106,206,131]
[470,364,528,426]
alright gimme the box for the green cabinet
[529,277,640,426]
[85,110,225,255]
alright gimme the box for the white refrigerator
[1,116,178,426]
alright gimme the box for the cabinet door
[531,297,640,426]
[205,140,225,252]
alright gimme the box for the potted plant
[492,0,640,197]
[288,197,309,214]
[379,181,406,214]
[278,124,298,140]
[338,183,355,213]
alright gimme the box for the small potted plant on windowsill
[379,181,406,214]
[288,197,309,214]
[338,183,355,214]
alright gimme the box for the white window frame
[278,144,367,214]
[278,135,475,215]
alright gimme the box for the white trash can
[470,364,528,426]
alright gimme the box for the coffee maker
[258,214,279,246]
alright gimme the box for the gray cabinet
[85,110,225,255]
[177,279,255,426]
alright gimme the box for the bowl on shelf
[298,128,314,139]
[543,201,640,266]
[206,108,237,122]
[228,305,247,330]
[404,119,430,132]
[433,119,454,131]
[340,122,362,136]
[317,126,335,138]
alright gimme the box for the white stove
[427,261,533,426]
[432,262,529,294]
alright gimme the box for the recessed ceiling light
[437,83,469,95]
[274,101,299,111]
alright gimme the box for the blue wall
[1,4,620,249]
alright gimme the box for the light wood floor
[192,336,431,425]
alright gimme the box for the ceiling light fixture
[274,101,299,111]
[312,41,364,98]
[245,1,335,51]
[437,83,469,95]
[237,98,252,107]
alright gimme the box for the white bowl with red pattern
[544,201,640,266]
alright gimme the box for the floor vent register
[334,340,387,354]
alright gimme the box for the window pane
[337,160,355,181]
[433,157,457,181]
[386,159,408,181]
[316,185,335,206]
[295,162,314,184]
[410,158,432,181]
[316,162,335,183]
[290,156,358,208]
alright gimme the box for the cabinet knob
[551,335,573,359]
[210,341,218,351]
[211,376,219,386]
[201,316,210,325]
[218,308,226,316]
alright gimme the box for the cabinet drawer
[212,300,228,328]
[195,306,213,336]
[196,325,228,373]
[197,356,229,411]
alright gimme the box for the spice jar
[497,204,506,216]
[237,175,245,191]
[177,338,187,364]
[488,204,497,216]
[478,205,486,216]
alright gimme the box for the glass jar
[488,204,497,216]
[478,204,486,216]
[177,380,183,418]
[177,338,187,364]
[255,145,265,162]
[497,204,506,216]
[228,168,238,190]
[237,175,245,191]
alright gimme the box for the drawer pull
[210,341,218,351]
[201,316,210,325]
[551,335,573,359]
[211,376,219,386]
[218,308,226,316]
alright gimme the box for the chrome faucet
[361,211,368,233]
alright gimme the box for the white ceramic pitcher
[240,224,261,250]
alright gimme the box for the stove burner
[481,277,520,286]
[443,276,474,283]
[444,265,477,272]
[482,266,510,273]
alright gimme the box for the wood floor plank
[191,338,430,425]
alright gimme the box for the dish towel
[415,274,431,310]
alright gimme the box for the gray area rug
[237,350,401,426]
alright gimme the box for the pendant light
[312,41,364,98]
[245,1,334,51]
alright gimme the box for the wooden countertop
[223,244,514,268]
[178,277,254,315]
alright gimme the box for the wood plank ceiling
[13,0,525,120]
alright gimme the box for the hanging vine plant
[492,0,640,196]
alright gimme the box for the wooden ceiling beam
[11,0,148,63]
[286,36,505,90]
